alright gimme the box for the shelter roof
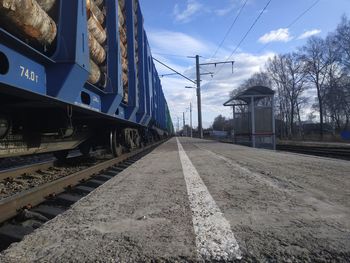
[223,86,274,106]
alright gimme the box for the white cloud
[148,30,211,61]
[215,0,237,16]
[298,29,321,40]
[258,28,293,44]
[173,0,203,23]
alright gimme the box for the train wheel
[110,129,123,157]
[79,141,91,157]
[0,116,11,139]
[54,150,69,161]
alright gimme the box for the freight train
[0,0,174,159]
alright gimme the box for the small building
[223,86,276,150]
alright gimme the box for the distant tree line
[227,16,350,140]
[211,115,233,131]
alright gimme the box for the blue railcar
[0,0,173,158]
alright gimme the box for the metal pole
[233,105,235,143]
[190,102,193,138]
[196,55,203,139]
[183,112,186,137]
[271,95,276,150]
[177,117,180,134]
[251,96,256,148]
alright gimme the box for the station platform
[1,138,349,262]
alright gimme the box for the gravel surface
[1,138,349,262]
[184,138,350,262]
[0,140,197,262]
[0,155,111,200]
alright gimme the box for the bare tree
[267,53,307,138]
[333,15,350,130]
[299,37,330,139]
[229,71,272,97]
[335,15,350,71]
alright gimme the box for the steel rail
[276,145,350,160]
[0,140,166,224]
[0,150,106,182]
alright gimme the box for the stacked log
[0,0,57,46]
[133,0,139,100]
[118,0,128,103]
[86,0,107,87]
[36,0,56,12]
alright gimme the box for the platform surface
[1,137,349,262]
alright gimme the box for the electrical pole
[196,55,203,139]
[177,116,180,135]
[183,112,185,136]
[191,55,234,139]
[153,56,234,140]
[190,102,193,138]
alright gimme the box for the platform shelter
[224,86,276,150]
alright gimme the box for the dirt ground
[0,138,349,262]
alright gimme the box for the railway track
[0,150,106,182]
[217,139,350,160]
[276,144,350,161]
[0,140,166,251]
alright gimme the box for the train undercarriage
[0,92,164,160]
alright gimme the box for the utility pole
[190,55,235,139]
[190,102,193,138]
[196,55,203,139]
[183,112,186,136]
[153,56,234,140]
[177,116,180,134]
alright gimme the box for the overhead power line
[287,0,320,28]
[257,0,321,53]
[152,57,196,84]
[214,0,272,76]
[210,0,248,60]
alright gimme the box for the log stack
[118,0,128,103]
[0,0,57,47]
[86,0,107,87]
[134,1,139,103]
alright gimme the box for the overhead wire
[257,0,321,53]
[210,0,249,60]
[152,57,196,84]
[212,0,272,77]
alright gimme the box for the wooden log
[0,0,57,45]
[87,13,106,44]
[88,33,106,65]
[122,71,128,85]
[120,42,127,58]
[121,56,127,68]
[94,0,103,7]
[36,0,55,12]
[86,0,104,25]
[117,3,124,26]
[118,0,125,11]
[119,26,127,44]
[88,59,101,84]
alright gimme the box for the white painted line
[176,138,242,261]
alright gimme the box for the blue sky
[139,0,350,129]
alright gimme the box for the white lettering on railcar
[20,66,39,83]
